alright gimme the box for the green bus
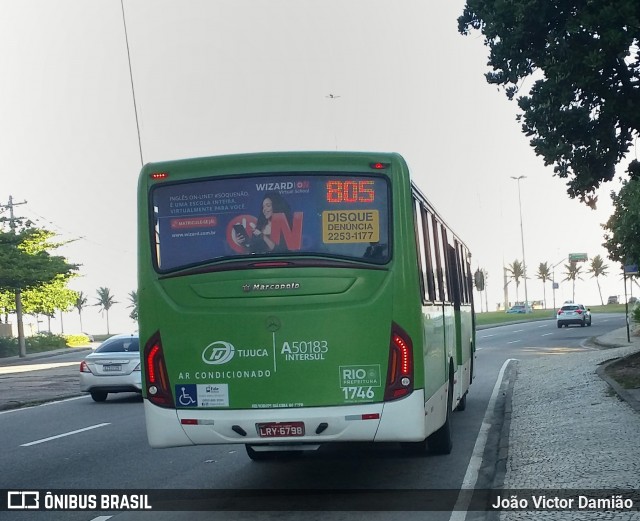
[137,151,475,459]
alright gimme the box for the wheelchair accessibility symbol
[176,384,198,407]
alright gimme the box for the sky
[0,0,636,335]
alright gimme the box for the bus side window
[413,199,428,302]
[421,206,437,301]
[447,243,461,308]
[431,216,446,302]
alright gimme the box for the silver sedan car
[79,333,141,402]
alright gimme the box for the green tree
[587,255,609,305]
[602,178,640,267]
[563,263,584,302]
[95,287,117,335]
[75,291,88,332]
[0,290,13,323]
[21,274,77,333]
[506,260,525,304]
[535,262,552,309]
[0,225,78,356]
[127,290,138,322]
[458,1,640,205]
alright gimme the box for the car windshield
[95,337,139,353]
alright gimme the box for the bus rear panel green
[143,267,404,409]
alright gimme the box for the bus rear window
[151,173,390,272]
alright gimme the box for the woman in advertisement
[234,192,293,253]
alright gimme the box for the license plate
[257,422,305,438]
[103,364,122,372]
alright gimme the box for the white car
[79,333,141,402]
[556,304,592,328]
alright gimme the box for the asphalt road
[0,313,628,521]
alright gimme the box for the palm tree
[74,291,88,332]
[127,290,138,322]
[506,260,525,304]
[535,262,552,309]
[587,255,609,305]
[95,287,117,334]
[563,263,584,302]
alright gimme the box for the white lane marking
[477,334,495,339]
[507,340,521,344]
[512,329,524,333]
[21,423,110,447]
[448,358,517,521]
[541,333,553,337]
[90,517,113,521]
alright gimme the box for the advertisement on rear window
[151,174,389,271]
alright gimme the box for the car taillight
[557,309,563,315]
[384,322,414,401]
[79,361,92,373]
[576,310,582,314]
[143,333,175,408]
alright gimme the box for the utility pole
[511,176,530,311]
[1,196,28,357]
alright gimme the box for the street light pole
[511,176,529,312]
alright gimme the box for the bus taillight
[144,333,175,408]
[384,323,414,401]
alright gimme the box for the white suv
[556,303,592,328]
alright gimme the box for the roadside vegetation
[0,332,92,358]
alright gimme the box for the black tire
[580,319,585,327]
[90,391,108,402]
[557,322,562,328]
[427,378,453,454]
[456,392,467,412]
[401,437,429,455]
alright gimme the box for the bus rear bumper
[144,390,427,448]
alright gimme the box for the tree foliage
[95,287,117,334]
[458,0,640,204]
[602,178,640,265]
[535,262,552,308]
[127,290,138,322]
[587,254,609,305]
[563,262,584,301]
[0,227,77,292]
[506,259,525,301]
[75,291,88,331]
[20,274,78,317]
